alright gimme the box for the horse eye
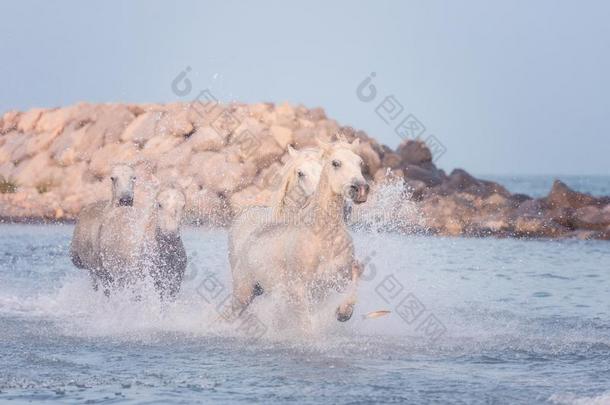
[158,203,162,208]
[110,176,116,182]
[332,160,341,168]
[132,176,136,181]
[297,170,305,178]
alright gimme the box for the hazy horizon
[1,0,609,176]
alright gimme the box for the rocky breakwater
[0,102,608,240]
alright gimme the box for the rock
[292,127,319,149]
[233,130,284,168]
[514,216,567,238]
[156,142,193,170]
[248,103,273,120]
[546,180,599,209]
[253,161,283,189]
[86,104,136,145]
[156,109,194,137]
[572,206,610,231]
[403,164,443,187]
[189,151,256,194]
[509,193,532,207]
[269,125,293,149]
[513,198,547,218]
[479,179,511,198]
[143,135,183,156]
[88,142,139,178]
[482,193,509,209]
[16,108,44,132]
[230,185,272,213]
[274,102,296,127]
[443,169,480,194]
[419,194,476,236]
[358,141,381,178]
[0,162,15,179]
[381,152,402,169]
[120,111,162,146]
[0,111,20,134]
[183,184,230,226]
[404,179,427,201]
[48,121,92,166]
[545,207,574,228]
[397,139,432,166]
[2,101,609,240]
[35,103,96,134]
[13,131,62,165]
[186,126,225,152]
[57,161,88,198]
[208,106,241,138]
[12,152,60,188]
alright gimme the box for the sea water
[0,223,608,404]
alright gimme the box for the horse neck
[311,168,345,229]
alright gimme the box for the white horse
[148,186,187,300]
[228,146,323,275]
[232,138,369,322]
[70,164,136,288]
[97,184,186,298]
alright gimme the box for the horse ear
[336,133,348,143]
[350,138,360,150]
[287,145,298,158]
[315,137,331,153]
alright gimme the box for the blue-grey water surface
[480,174,610,198]
[0,224,609,404]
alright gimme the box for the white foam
[549,391,610,405]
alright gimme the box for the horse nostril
[350,184,359,192]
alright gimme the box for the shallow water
[0,224,609,404]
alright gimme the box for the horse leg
[227,280,258,322]
[336,260,361,322]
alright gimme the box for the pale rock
[292,127,319,149]
[143,134,183,156]
[0,111,19,134]
[248,103,273,120]
[190,151,255,194]
[156,109,194,137]
[12,153,60,188]
[120,111,163,145]
[572,206,610,231]
[156,142,193,170]
[483,193,509,209]
[230,185,272,213]
[0,161,15,179]
[184,183,230,226]
[88,142,138,178]
[16,108,44,132]
[269,125,293,149]
[274,102,296,127]
[77,104,135,146]
[186,126,225,152]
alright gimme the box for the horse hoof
[336,304,354,322]
[253,282,264,296]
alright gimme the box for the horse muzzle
[349,182,369,204]
[118,196,134,207]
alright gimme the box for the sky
[1,0,609,175]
